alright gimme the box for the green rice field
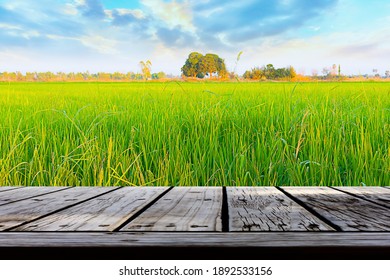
[0,82,389,186]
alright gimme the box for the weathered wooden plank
[227,187,334,231]
[0,187,25,193]
[282,187,390,231]
[0,232,390,247]
[0,187,69,206]
[333,187,390,209]
[0,187,118,231]
[15,187,167,231]
[121,187,222,231]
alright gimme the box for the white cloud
[63,3,79,15]
[46,34,118,55]
[116,8,145,19]
[0,23,41,39]
[141,0,195,32]
[79,35,118,54]
[0,23,22,30]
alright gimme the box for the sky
[0,0,389,76]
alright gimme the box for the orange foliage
[291,74,312,82]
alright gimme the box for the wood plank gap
[221,187,229,232]
[4,187,122,232]
[329,187,390,210]
[275,187,342,232]
[112,186,174,232]
[0,187,73,207]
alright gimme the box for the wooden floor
[1,186,390,259]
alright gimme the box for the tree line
[0,71,168,82]
[2,51,389,82]
[180,52,297,81]
[243,64,297,80]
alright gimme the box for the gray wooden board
[333,187,390,209]
[227,187,334,231]
[282,187,390,231]
[0,187,69,206]
[0,232,390,247]
[0,187,25,193]
[121,187,222,231]
[15,187,167,231]
[0,187,117,231]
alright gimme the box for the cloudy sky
[0,0,389,76]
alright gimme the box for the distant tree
[264,64,276,79]
[216,56,228,78]
[275,68,284,79]
[199,54,218,78]
[157,71,166,79]
[135,73,143,80]
[243,67,264,80]
[181,52,203,78]
[288,66,297,79]
[252,67,264,79]
[243,65,294,80]
[182,52,226,79]
[372,68,381,78]
[385,70,390,78]
[139,60,152,80]
[243,70,252,79]
[151,71,166,80]
[322,67,330,77]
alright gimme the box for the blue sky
[0,0,389,75]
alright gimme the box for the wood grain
[0,187,69,206]
[282,187,390,231]
[121,187,222,231]
[227,187,334,231]
[0,187,117,231]
[15,187,167,231]
[333,187,390,209]
[0,232,390,247]
[0,187,26,193]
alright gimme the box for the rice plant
[0,81,388,186]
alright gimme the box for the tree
[322,67,330,77]
[288,66,297,79]
[199,54,218,78]
[216,56,227,78]
[264,64,276,79]
[151,71,166,80]
[181,52,226,78]
[385,70,390,78]
[181,52,203,78]
[139,60,152,80]
[243,70,252,79]
[243,65,295,80]
[251,67,264,79]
